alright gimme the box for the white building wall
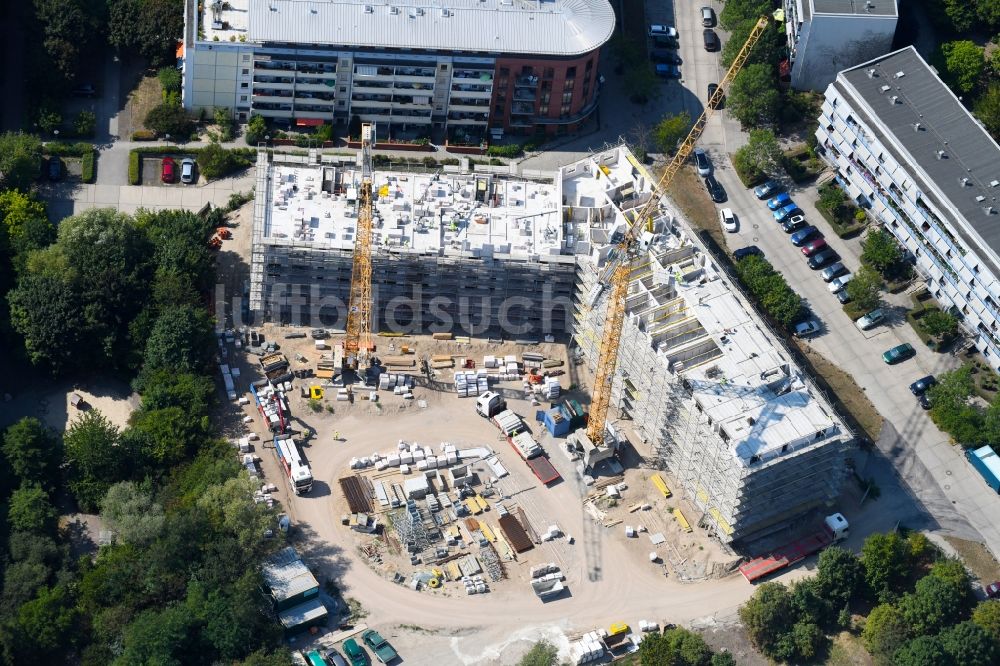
[815,87,1000,367]
[790,11,897,92]
[186,43,255,117]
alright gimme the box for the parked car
[754,180,782,199]
[882,342,916,364]
[701,6,716,26]
[909,375,937,395]
[828,273,853,292]
[161,157,177,183]
[986,581,1000,599]
[808,248,839,269]
[180,158,196,184]
[836,289,852,304]
[801,238,828,257]
[705,174,726,202]
[651,49,681,64]
[782,217,807,233]
[653,36,680,49]
[703,29,719,51]
[649,24,679,38]
[362,629,399,664]
[707,82,723,108]
[325,649,349,666]
[790,226,821,246]
[794,320,821,337]
[733,245,762,260]
[655,63,681,78]
[855,308,886,330]
[766,193,792,210]
[719,207,737,232]
[821,262,847,282]
[71,83,96,97]
[773,204,802,223]
[694,148,711,176]
[47,156,62,181]
[342,639,367,666]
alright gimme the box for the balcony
[515,75,539,88]
[296,80,337,93]
[351,97,392,108]
[449,101,490,112]
[253,75,295,87]
[392,82,434,92]
[295,93,335,104]
[511,102,535,116]
[513,89,536,101]
[296,63,336,75]
[450,84,492,97]
[255,60,297,72]
[453,69,493,81]
[352,82,394,93]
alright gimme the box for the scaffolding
[392,500,434,553]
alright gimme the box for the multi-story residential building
[180,0,613,141]
[816,46,1000,371]
[783,0,897,91]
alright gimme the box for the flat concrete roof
[812,0,896,16]
[245,0,615,57]
[836,46,1000,271]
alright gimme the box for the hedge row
[128,151,141,185]
[734,254,806,329]
[43,141,95,157]
[81,150,96,183]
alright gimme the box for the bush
[734,254,805,328]
[157,67,182,93]
[43,142,94,157]
[81,150,96,183]
[128,151,141,185]
[196,143,253,181]
[314,124,333,143]
[486,143,525,158]
[74,110,97,138]
[245,114,267,145]
[131,130,157,141]
[145,103,193,138]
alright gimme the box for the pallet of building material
[464,517,480,532]
[339,475,372,513]
[498,514,533,553]
[432,361,454,369]
[382,356,416,367]
[516,507,541,544]
[673,508,693,533]
[432,332,453,341]
[431,354,453,363]
[541,359,564,368]
[480,523,497,542]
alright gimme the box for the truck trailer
[526,456,561,485]
[738,513,849,583]
[966,445,1000,493]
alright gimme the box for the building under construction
[249,145,851,545]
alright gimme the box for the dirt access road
[276,389,774,665]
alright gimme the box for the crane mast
[584,17,770,446]
[344,122,376,370]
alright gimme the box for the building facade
[816,46,1000,371]
[181,0,613,141]
[784,0,897,92]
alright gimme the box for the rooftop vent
[880,85,891,93]
[389,5,399,13]
[986,206,995,215]
[268,3,277,9]
[991,180,999,187]
[913,123,922,132]
[416,7,424,14]
[977,195,987,202]
[866,0,874,11]
[890,95,899,105]
[867,68,876,79]
[894,71,905,79]
[937,150,946,160]
[440,7,451,16]
[364,4,373,12]
[962,177,971,187]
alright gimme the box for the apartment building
[181,0,613,141]
[783,0,897,91]
[816,46,1000,371]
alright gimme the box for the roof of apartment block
[674,277,839,466]
[245,0,615,56]
[811,0,896,17]
[836,46,1000,260]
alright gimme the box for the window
[241,82,249,89]
[340,86,347,92]
[499,67,509,76]
[543,67,554,79]
[560,104,570,115]
[240,95,248,102]
[562,92,572,103]
[440,64,447,70]
[541,93,550,103]
[242,68,249,75]
[566,66,576,78]
[494,104,504,113]
[563,79,574,91]
[242,54,251,62]
[585,59,593,71]
[539,105,548,114]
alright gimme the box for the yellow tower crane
[344,122,376,370]
[585,17,770,446]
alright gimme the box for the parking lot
[141,155,199,186]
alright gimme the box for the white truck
[476,391,507,418]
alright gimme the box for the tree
[624,64,659,104]
[31,0,106,80]
[197,142,251,181]
[115,604,197,666]
[862,603,910,661]
[7,272,85,372]
[108,0,184,67]
[10,584,77,664]
[790,578,833,626]
[101,482,165,546]
[3,418,61,489]
[935,41,985,96]
[920,309,958,338]
[74,110,97,137]
[727,64,780,130]
[846,265,883,312]
[145,103,192,137]
[739,582,793,655]
[816,546,864,608]
[732,129,782,183]
[938,620,997,666]
[245,114,267,145]
[240,650,295,666]
[894,635,946,666]
[972,599,1000,642]
[710,653,736,666]
[63,410,127,511]
[939,0,976,33]
[927,365,982,443]
[142,305,216,375]
[898,574,973,636]
[773,622,826,663]
[2,561,52,609]
[979,0,1000,29]
[861,228,902,275]
[8,484,58,534]
[638,628,713,666]
[0,190,55,272]
[861,532,912,602]
[653,112,691,155]
[818,182,847,212]
[158,66,182,93]
[37,108,62,135]
[721,19,784,70]
[974,83,1000,140]
[518,640,559,666]
[719,0,772,30]
[214,107,234,142]
[0,132,43,191]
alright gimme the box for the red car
[801,238,828,257]
[161,157,177,183]
[987,581,1000,599]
